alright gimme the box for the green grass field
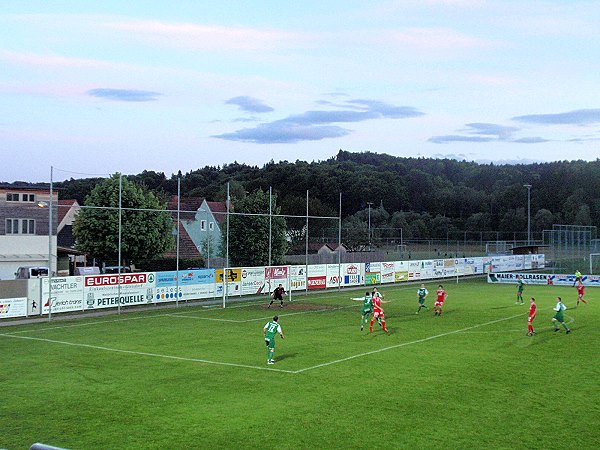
[1,277,599,449]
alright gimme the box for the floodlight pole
[524,184,532,245]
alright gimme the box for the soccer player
[516,275,525,305]
[268,283,286,308]
[263,315,284,364]
[527,297,537,336]
[370,292,389,333]
[434,284,447,316]
[416,283,429,314]
[552,297,571,334]
[360,291,373,331]
[576,280,588,307]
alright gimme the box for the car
[15,266,49,279]
[101,266,132,274]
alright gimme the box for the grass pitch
[1,277,599,449]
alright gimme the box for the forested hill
[53,150,600,236]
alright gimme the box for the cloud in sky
[462,123,519,140]
[225,96,274,113]
[429,122,520,144]
[512,109,600,125]
[214,122,350,144]
[512,137,550,144]
[381,27,490,51]
[87,88,162,102]
[102,19,306,51]
[428,135,495,144]
[214,99,424,143]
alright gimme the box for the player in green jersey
[552,297,571,333]
[360,291,373,331]
[516,276,525,304]
[263,316,284,364]
[416,283,429,314]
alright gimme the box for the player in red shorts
[527,297,537,336]
[370,291,389,333]
[434,284,447,316]
[576,281,588,307]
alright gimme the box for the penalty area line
[0,333,295,374]
[293,312,525,374]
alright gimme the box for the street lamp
[524,184,532,245]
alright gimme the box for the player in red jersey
[576,281,588,307]
[527,297,537,336]
[370,291,389,333]
[434,284,447,316]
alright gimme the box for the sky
[1,0,599,182]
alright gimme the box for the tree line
[56,150,600,240]
[40,151,598,266]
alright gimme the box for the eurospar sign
[85,273,149,286]
[84,273,155,309]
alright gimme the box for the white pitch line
[0,333,295,374]
[168,305,356,323]
[5,313,174,335]
[165,314,242,322]
[293,312,525,373]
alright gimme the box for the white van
[15,266,49,279]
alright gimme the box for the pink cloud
[101,19,309,51]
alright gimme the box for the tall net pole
[338,192,342,290]
[176,176,180,308]
[269,186,272,268]
[48,166,53,321]
[117,174,122,315]
[305,190,309,295]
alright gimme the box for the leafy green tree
[533,209,554,233]
[221,189,288,266]
[342,215,369,251]
[73,174,174,265]
[574,204,592,226]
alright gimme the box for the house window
[209,222,214,231]
[6,192,35,202]
[200,220,206,231]
[6,218,35,234]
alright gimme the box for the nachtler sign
[487,272,549,285]
[83,273,155,310]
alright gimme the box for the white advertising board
[380,262,395,284]
[342,263,362,286]
[289,265,307,291]
[155,269,215,302]
[487,272,549,285]
[0,297,27,318]
[83,273,155,310]
[42,276,84,314]
[241,267,267,295]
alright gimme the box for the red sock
[528,324,533,333]
[369,319,374,332]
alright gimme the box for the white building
[0,183,57,279]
